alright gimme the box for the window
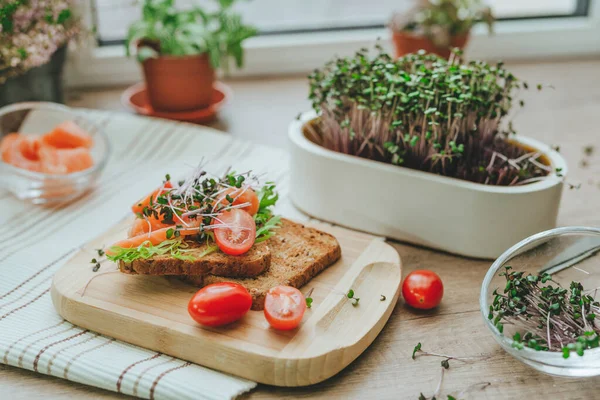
[94,0,590,44]
[67,0,599,87]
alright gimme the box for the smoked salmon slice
[38,146,94,174]
[1,133,43,172]
[128,216,172,238]
[1,120,95,174]
[18,135,41,161]
[1,133,20,160]
[41,121,94,149]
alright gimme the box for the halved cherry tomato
[264,286,306,330]
[402,270,444,310]
[188,282,252,327]
[213,209,256,256]
[131,181,173,214]
[216,186,260,216]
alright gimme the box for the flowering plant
[0,0,81,84]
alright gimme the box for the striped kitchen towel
[0,109,306,399]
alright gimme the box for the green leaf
[412,342,422,360]
[106,239,198,263]
[254,215,282,243]
[137,46,159,63]
[256,184,279,212]
[57,9,72,24]
[306,297,313,308]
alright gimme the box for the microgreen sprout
[347,289,360,307]
[308,47,550,186]
[305,288,314,309]
[413,342,492,400]
[412,342,490,363]
[412,342,422,360]
[89,258,102,272]
[490,266,600,358]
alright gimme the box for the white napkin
[0,109,306,399]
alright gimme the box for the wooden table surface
[3,58,600,399]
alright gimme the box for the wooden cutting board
[51,219,401,387]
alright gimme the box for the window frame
[66,0,600,87]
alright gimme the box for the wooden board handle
[274,239,401,385]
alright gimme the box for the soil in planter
[303,118,551,186]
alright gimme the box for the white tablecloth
[0,109,306,399]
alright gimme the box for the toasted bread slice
[181,218,342,310]
[119,241,270,277]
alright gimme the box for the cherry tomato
[213,209,256,256]
[264,286,306,330]
[402,270,444,310]
[216,187,260,216]
[188,282,252,327]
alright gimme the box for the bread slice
[119,241,271,277]
[180,218,342,310]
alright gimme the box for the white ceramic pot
[289,111,567,259]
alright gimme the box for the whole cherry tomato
[264,285,306,330]
[188,282,252,327]
[402,270,444,310]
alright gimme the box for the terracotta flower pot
[142,53,215,112]
[391,31,470,59]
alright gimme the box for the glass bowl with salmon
[0,102,110,204]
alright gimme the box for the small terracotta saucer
[121,82,232,124]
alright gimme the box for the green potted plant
[0,0,81,107]
[289,48,567,258]
[389,0,494,58]
[126,0,257,112]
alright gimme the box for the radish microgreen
[491,266,600,358]
[305,288,314,309]
[347,289,360,307]
[308,47,552,186]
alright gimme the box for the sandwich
[106,164,341,310]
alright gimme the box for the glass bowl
[0,102,110,204]
[481,226,600,377]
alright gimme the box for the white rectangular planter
[289,111,567,259]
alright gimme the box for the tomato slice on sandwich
[213,209,256,256]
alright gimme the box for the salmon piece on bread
[180,219,342,310]
[118,240,271,278]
